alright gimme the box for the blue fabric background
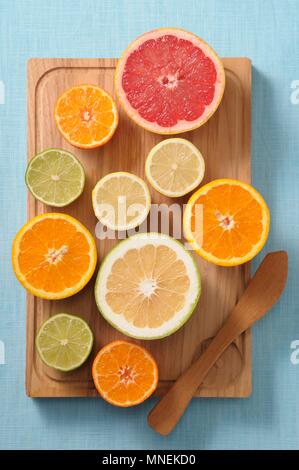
[0,0,298,450]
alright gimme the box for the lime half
[26,148,85,207]
[36,313,93,371]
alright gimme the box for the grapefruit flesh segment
[116,29,225,134]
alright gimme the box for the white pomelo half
[95,233,201,339]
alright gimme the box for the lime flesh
[26,148,85,207]
[36,313,93,371]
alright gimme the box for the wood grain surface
[26,58,252,397]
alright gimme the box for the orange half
[12,213,97,299]
[92,341,158,407]
[55,85,119,149]
[183,179,270,266]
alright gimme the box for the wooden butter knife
[148,251,288,435]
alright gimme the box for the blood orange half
[115,28,225,135]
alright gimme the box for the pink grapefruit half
[115,28,225,135]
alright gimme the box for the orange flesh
[190,184,265,259]
[15,217,94,294]
[55,85,118,148]
[92,341,158,406]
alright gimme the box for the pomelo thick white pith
[115,28,225,135]
[95,233,201,340]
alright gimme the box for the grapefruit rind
[183,179,270,266]
[12,213,97,299]
[94,233,201,340]
[115,28,225,135]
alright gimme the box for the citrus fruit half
[55,84,118,149]
[92,172,151,231]
[115,28,225,134]
[36,313,93,371]
[25,148,85,207]
[92,340,158,407]
[12,213,97,299]
[145,138,205,197]
[95,233,201,339]
[183,179,270,266]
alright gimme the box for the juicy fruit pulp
[184,179,270,266]
[95,233,201,339]
[36,313,93,371]
[92,340,158,407]
[92,172,151,231]
[25,148,85,207]
[116,28,225,134]
[55,85,118,148]
[145,138,205,197]
[12,213,97,299]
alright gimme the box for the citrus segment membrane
[116,28,225,134]
[184,179,270,266]
[25,148,85,207]
[12,213,97,299]
[36,313,93,371]
[95,233,201,339]
[92,340,158,407]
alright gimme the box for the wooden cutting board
[26,58,251,398]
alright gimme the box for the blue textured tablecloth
[0,0,298,450]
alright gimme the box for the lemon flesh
[92,172,151,231]
[146,138,205,197]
